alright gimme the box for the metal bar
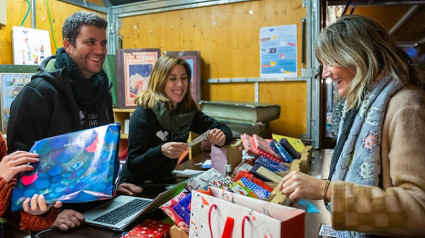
[57,0,108,13]
[207,77,310,83]
[341,0,352,15]
[397,42,419,47]
[255,82,259,103]
[327,0,425,6]
[112,0,253,18]
[302,18,306,64]
[389,5,419,35]
[419,36,425,44]
[303,0,321,148]
[101,0,112,7]
[107,8,118,54]
[31,0,36,28]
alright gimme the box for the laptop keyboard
[93,199,150,225]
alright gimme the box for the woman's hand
[208,128,226,146]
[117,183,143,196]
[278,171,329,202]
[0,151,39,182]
[161,142,188,159]
[23,194,62,216]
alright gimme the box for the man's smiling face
[64,25,107,79]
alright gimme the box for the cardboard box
[224,139,242,172]
[170,225,189,238]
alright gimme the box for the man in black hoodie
[7,10,141,232]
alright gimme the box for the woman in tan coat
[279,15,425,237]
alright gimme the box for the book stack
[199,100,281,138]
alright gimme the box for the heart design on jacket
[156,130,169,141]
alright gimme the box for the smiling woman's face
[322,64,356,97]
[164,64,188,108]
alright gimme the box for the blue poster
[260,25,297,78]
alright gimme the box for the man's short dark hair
[62,10,108,46]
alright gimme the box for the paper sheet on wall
[260,24,297,78]
[12,26,52,65]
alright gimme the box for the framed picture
[0,65,38,134]
[164,51,201,103]
[116,48,161,108]
[0,74,32,134]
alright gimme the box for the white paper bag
[189,187,304,238]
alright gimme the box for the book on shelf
[199,100,280,123]
[216,118,269,139]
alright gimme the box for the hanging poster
[116,49,161,108]
[0,73,32,134]
[12,26,52,65]
[260,24,297,78]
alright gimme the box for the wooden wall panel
[351,5,411,31]
[0,0,105,65]
[259,82,307,136]
[120,0,307,138]
[208,83,256,102]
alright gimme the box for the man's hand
[117,183,143,196]
[51,209,85,232]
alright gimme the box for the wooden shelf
[113,108,135,113]
[113,108,135,157]
[113,108,135,139]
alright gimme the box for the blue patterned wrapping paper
[278,138,301,159]
[173,193,192,224]
[255,156,290,173]
[269,140,293,162]
[276,141,294,162]
[11,123,121,211]
[269,140,287,162]
[240,177,270,199]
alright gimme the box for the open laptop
[83,180,188,231]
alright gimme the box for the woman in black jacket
[118,55,232,192]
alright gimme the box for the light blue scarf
[330,76,405,238]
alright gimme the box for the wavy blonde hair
[134,54,198,112]
[315,15,425,110]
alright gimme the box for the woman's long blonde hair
[315,15,425,110]
[134,54,198,112]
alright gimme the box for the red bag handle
[221,217,235,238]
[208,204,217,238]
[241,216,250,238]
[208,204,235,238]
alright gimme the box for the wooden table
[35,149,334,238]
